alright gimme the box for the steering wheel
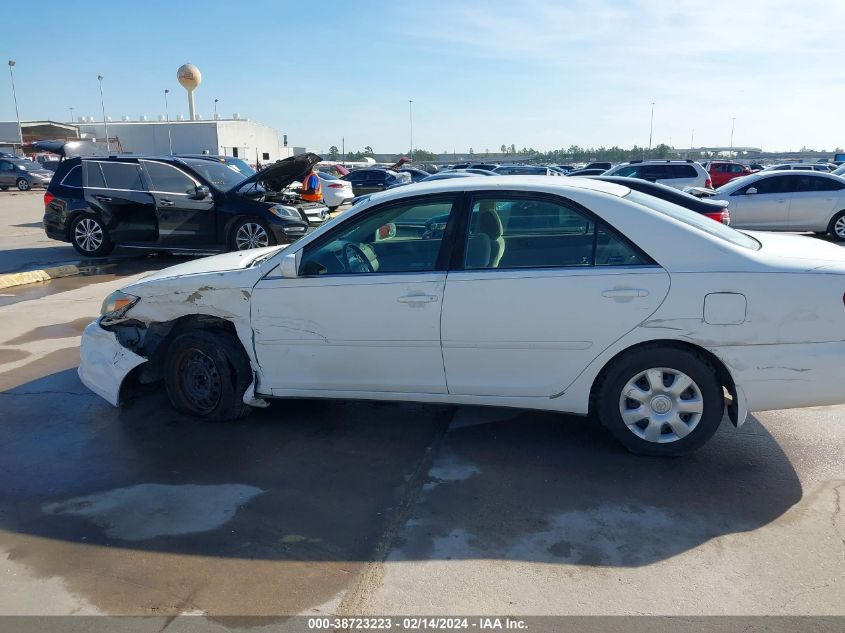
[343,242,374,273]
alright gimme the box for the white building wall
[73,119,287,164]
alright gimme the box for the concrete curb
[0,264,83,290]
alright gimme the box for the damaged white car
[80,177,845,456]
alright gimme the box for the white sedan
[707,171,845,240]
[79,177,845,456]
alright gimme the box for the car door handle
[602,288,649,299]
[94,195,112,202]
[159,199,175,207]
[397,294,439,304]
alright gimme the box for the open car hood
[231,152,321,193]
[29,139,110,158]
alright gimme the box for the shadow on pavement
[0,366,801,572]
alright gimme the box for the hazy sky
[2,0,843,153]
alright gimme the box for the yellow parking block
[0,264,81,290]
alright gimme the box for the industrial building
[74,117,293,163]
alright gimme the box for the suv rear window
[666,164,698,178]
[60,165,82,188]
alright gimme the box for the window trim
[296,192,464,277]
[451,190,658,273]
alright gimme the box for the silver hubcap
[17,179,29,191]
[834,216,845,239]
[74,218,104,253]
[235,222,268,250]
[619,367,704,444]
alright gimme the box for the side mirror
[745,187,757,195]
[193,185,211,199]
[280,252,299,278]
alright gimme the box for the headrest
[477,208,503,239]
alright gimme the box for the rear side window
[463,195,653,270]
[100,163,145,190]
[85,161,144,190]
[797,176,844,192]
[60,165,82,188]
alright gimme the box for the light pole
[7,61,23,154]
[408,99,413,159]
[164,89,173,155]
[342,136,345,166]
[689,129,694,159]
[647,101,655,154]
[729,117,736,159]
[97,74,110,152]
[214,98,219,119]
[69,106,74,123]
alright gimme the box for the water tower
[176,63,202,121]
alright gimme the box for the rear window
[60,165,82,188]
[625,190,761,251]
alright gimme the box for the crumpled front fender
[78,320,147,406]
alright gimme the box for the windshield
[225,159,256,177]
[625,190,761,251]
[186,160,249,191]
[12,159,36,171]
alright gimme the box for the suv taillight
[705,178,712,189]
[43,191,54,208]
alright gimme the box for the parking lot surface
[0,192,843,620]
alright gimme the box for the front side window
[300,197,456,276]
[462,195,652,270]
[745,176,795,195]
[142,160,198,194]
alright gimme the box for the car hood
[231,152,321,193]
[129,246,284,287]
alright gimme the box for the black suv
[343,168,411,196]
[43,152,325,257]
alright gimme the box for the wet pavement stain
[5,317,95,345]
[0,347,80,392]
[43,483,266,541]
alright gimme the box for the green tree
[469,148,474,155]
[500,144,507,154]
[363,146,375,157]
[328,145,339,160]
[411,149,436,161]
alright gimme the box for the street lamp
[7,61,23,154]
[164,89,173,155]
[97,74,111,152]
[69,106,74,123]
[214,98,219,120]
[647,101,655,154]
[408,99,413,160]
[729,117,736,159]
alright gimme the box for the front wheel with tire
[828,211,845,242]
[596,347,724,456]
[16,178,30,191]
[164,329,253,422]
[70,213,115,257]
[230,218,275,251]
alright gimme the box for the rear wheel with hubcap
[596,347,724,456]
[231,218,274,251]
[16,178,30,191]
[828,211,845,242]
[69,213,115,257]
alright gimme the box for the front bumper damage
[78,319,147,406]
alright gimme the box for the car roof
[359,175,629,204]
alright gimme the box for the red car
[706,161,751,188]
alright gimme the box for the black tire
[827,211,845,242]
[0,186,8,191]
[229,217,276,251]
[69,213,115,257]
[164,329,253,422]
[16,178,30,191]
[328,205,339,212]
[596,346,724,457]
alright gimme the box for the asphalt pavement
[0,189,842,625]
